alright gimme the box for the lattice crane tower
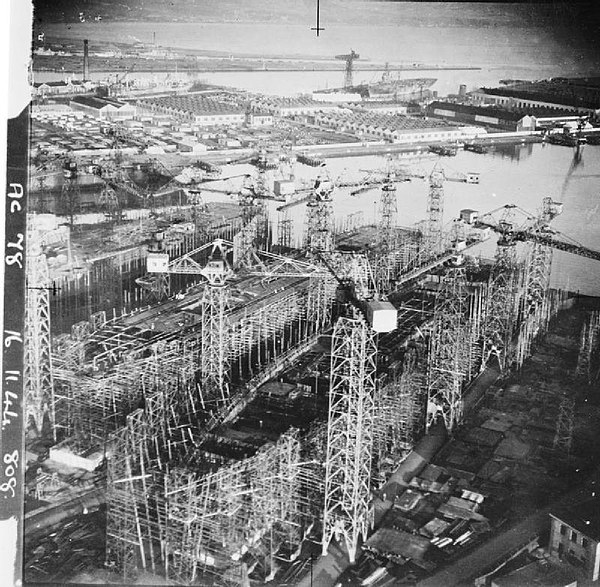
[24,217,55,435]
[426,263,470,432]
[198,241,233,411]
[322,313,377,564]
[520,198,561,321]
[425,164,445,256]
[374,174,398,291]
[61,158,81,227]
[481,210,520,372]
[335,50,360,89]
[305,170,335,254]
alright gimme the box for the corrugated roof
[71,96,129,110]
[428,101,523,122]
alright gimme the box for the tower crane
[335,50,360,89]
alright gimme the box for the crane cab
[365,300,397,333]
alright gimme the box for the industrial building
[426,101,537,131]
[33,79,90,97]
[136,95,246,126]
[70,95,136,120]
[313,109,480,142]
[471,78,600,117]
[549,499,600,582]
[250,96,342,117]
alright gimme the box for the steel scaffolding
[481,230,520,372]
[277,209,293,250]
[233,215,261,269]
[426,265,471,432]
[105,407,307,585]
[198,248,233,412]
[304,173,335,254]
[553,394,575,458]
[575,311,600,383]
[374,345,424,479]
[425,164,445,257]
[467,283,485,380]
[374,177,398,292]
[51,259,335,448]
[24,221,55,435]
[322,315,377,564]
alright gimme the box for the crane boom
[513,230,600,262]
[471,205,600,264]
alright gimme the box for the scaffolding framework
[233,215,261,269]
[24,222,54,435]
[575,311,600,383]
[374,178,398,292]
[323,315,377,564]
[198,250,233,412]
[424,165,445,257]
[304,177,335,254]
[514,241,554,369]
[277,209,293,250]
[481,237,520,372]
[553,394,575,458]
[52,262,335,449]
[374,345,424,479]
[105,408,309,585]
[426,265,471,432]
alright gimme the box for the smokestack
[83,39,89,81]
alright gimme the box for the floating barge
[296,153,324,167]
[463,142,489,154]
[429,144,458,156]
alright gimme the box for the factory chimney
[83,39,90,81]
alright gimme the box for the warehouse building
[69,96,136,120]
[471,79,600,117]
[313,110,480,143]
[34,80,90,98]
[426,101,536,131]
[137,95,246,127]
[250,96,341,117]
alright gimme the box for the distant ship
[320,71,437,102]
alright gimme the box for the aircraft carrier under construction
[20,31,600,587]
[23,154,600,585]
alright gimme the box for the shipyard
[15,2,600,587]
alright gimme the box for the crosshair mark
[311,0,325,37]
